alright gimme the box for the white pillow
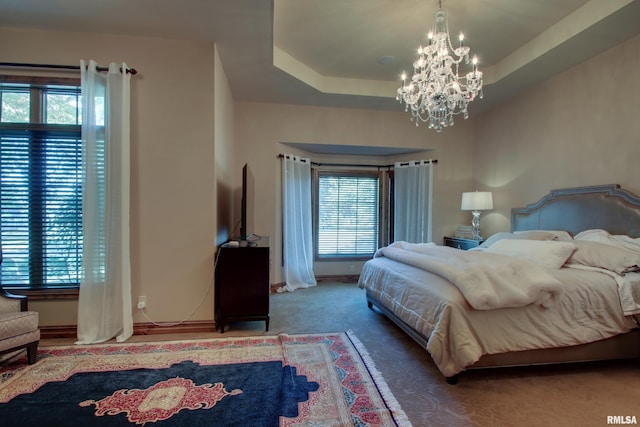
[568,240,640,275]
[573,229,609,241]
[514,229,573,241]
[479,231,557,248]
[574,229,640,254]
[486,239,576,269]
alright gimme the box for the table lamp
[461,191,493,240]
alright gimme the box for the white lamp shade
[461,191,493,211]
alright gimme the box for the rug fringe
[346,330,414,427]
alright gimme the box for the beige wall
[474,33,640,238]
[214,45,235,245]
[233,103,475,284]
[1,27,219,326]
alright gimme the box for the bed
[359,184,640,384]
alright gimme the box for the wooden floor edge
[40,320,217,339]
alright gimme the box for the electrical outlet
[137,296,147,309]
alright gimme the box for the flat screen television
[240,163,255,241]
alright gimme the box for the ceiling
[1,0,639,116]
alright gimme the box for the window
[315,170,390,259]
[0,77,82,291]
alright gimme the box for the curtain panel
[393,160,434,243]
[280,154,317,292]
[76,60,132,344]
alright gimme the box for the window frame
[0,75,82,300]
[313,167,392,261]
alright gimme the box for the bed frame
[366,184,640,384]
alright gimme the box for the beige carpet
[40,282,640,426]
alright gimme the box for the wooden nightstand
[443,236,483,250]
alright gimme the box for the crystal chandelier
[396,0,483,132]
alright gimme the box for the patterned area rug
[0,331,411,426]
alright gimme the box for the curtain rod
[0,62,138,75]
[277,153,437,168]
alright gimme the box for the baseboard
[133,320,216,335]
[40,325,77,339]
[316,275,360,283]
[270,275,360,293]
[40,320,217,339]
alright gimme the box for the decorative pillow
[514,229,573,241]
[485,239,576,269]
[479,231,556,248]
[567,240,640,275]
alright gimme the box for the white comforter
[375,241,564,310]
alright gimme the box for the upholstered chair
[0,249,40,364]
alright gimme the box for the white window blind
[317,173,379,257]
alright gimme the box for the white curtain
[394,160,434,243]
[76,60,133,344]
[280,154,317,292]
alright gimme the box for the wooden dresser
[214,244,270,333]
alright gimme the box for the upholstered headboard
[511,184,640,238]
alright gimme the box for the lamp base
[471,210,482,240]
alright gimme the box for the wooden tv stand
[214,243,270,333]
